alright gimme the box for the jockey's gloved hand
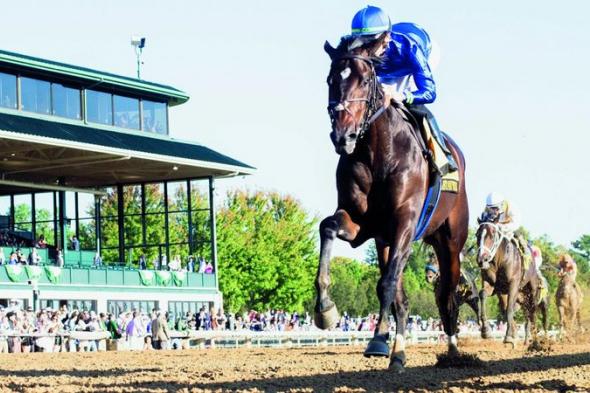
[389,91,405,103]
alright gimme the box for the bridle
[477,222,514,265]
[327,55,386,140]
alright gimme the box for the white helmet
[485,192,504,208]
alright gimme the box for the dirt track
[0,337,589,392]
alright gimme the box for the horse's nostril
[348,133,357,140]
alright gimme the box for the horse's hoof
[364,336,390,358]
[389,357,405,373]
[448,345,460,358]
[503,337,516,349]
[314,305,339,330]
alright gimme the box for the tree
[571,234,590,274]
[216,191,318,313]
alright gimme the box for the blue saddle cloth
[413,174,442,241]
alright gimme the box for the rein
[328,55,385,140]
[478,222,514,265]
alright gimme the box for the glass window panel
[101,248,119,264]
[169,212,188,244]
[0,72,17,109]
[145,183,165,213]
[123,185,141,215]
[100,188,118,218]
[100,217,119,249]
[78,193,95,219]
[20,77,50,114]
[144,246,164,269]
[169,244,189,267]
[192,209,211,244]
[142,100,167,134]
[86,90,112,125]
[0,195,10,217]
[35,221,55,247]
[51,83,81,119]
[78,218,96,250]
[190,180,210,211]
[13,194,32,224]
[65,192,76,220]
[168,181,188,212]
[145,213,165,245]
[124,215,142,247]
[113,95,139,129]
[34,192,54,221]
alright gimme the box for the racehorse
[556,265,584,336]
[476,222,545,345]
[315,32,469,372]
[425,258,481,331]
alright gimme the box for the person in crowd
[0,248,5,265]
[106,313,122,340]
[56,249,64,267]
[27,247,41,265]
[169,255,181,271]
[138,254,147,270]
[36,234,47,249]
[187,256,195,272]
[93,252,102,268]
[197,257,206,273]
[204,261,214,274]
[0,311,9,353]
[8,252,17,265]
[17,249,27,264]
[151,310,170,350]
[70,236,80,251]
[160,255,168,270]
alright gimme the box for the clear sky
[3,1,589,260]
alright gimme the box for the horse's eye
[361,78,369,86]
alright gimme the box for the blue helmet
[351,6,391,36]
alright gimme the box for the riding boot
[408,105,458,173]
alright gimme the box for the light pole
[131,36,146,79]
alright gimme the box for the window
[142,100,167,134]
[86,90,112,125]
[20,77,50,114]
[113,95,139,129]
[0,72,17,109]
[51,83,81,119]
[107,300,157,316]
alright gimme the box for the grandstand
[0,48,253,315]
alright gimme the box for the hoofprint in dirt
[0,338,588,393]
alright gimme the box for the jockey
[558,254,582,296]
[349,5,458,174]
[480,192,531,268]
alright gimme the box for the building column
[208,176,218,289]
[57,184,67,251]
[117,184,125,265]
[95,196,101,254]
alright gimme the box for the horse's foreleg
[364,227,412,373]
[314,210,361,330]
[479,281,493,339]
[504,281,519,347]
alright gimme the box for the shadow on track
[99,352,588,392]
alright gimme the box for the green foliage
[327,256,380,317]
[216,190,318,313]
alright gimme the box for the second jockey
[349,5,458,174]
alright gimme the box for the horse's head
[324,33,389,155]
[476,222,502,269]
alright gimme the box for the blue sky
[3,1,589,260]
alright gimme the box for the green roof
[0,48,189,106]
[0,111,254,174]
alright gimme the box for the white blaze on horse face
[479,228,487,258]
[340,67,351,80]
[334,103,345,112]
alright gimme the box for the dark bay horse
[315,33,469,372]
[476,222,545,345]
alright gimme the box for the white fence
[0,329,559,352]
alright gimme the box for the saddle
[393,102,459,194]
